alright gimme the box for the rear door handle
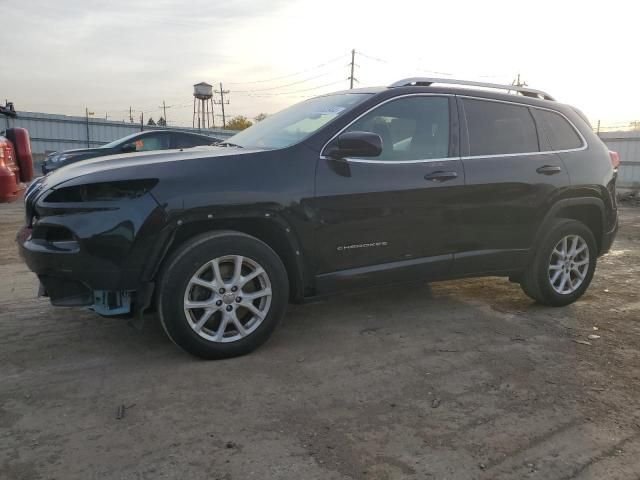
[424,171,458,182]
[536,165,563,175]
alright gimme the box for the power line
[357,51,389,63]
[225,54,348,85]
[232,66,345,93]
[241,79,347,97]
[358,51,454,77]
[34,49,501,124]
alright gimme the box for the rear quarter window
[173,133,214,148]
[463,98,539,156]
[531,109,584,151]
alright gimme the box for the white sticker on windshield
[312,106,346,116]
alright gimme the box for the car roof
[387,85,560,108]
[321,83,569,112]
[139,129,215,138]
[320,87,386,96]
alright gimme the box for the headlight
[49,154,72,163]
[25,177,45,200]
[44,179,158,203]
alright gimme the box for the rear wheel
[156,231,288,359]
[520,219,597,306]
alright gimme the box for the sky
[1,0,637,129]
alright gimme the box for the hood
[41,145,263,190]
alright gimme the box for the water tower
[193,82,215,129]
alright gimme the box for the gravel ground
[1,197,639,480]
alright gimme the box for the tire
[156,231,288,359]
[520,219,597,306]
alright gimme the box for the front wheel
[520,219,597,306]
[156,231,289,359]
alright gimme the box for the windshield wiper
[215,141,243,148]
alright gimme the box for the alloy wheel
[548,235,590,295]
[183,255,272,342]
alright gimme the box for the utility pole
[140,112,144,132]
[349,49,356,89]
[214,82,230,128]
[512,73,527,88]
[129,106,133,123]
[85,108,95,147]
[162,100,167,125]
[85,107,90,147]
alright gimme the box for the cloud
[3,0,639,125]
[1,0,293,119]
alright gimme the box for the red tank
[0,128,33,202]
[6,128,34,182]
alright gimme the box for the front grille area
[31,224,74,243]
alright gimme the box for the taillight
[609,151,620,169]
[0,140,6,167]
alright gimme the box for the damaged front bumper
[17,188,169,318]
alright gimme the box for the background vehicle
[0,125,34,203]
[18,78,618,359]
[42,129,222,173]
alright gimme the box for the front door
[310,95,465,292]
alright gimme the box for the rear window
[173,133,213,149]
[531,109,583,151]
[463,99,539,156]
[134,134,170,152]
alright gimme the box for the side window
[344,96,449,161]
[531,109,583,151]
[133,134,170,152]
[463,99,539,156]
[172,133,213,149]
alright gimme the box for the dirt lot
[1,198,639,480]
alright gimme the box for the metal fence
[599,131,640,189]
[2,111,235,158]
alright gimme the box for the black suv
[18,78,619,359]
[42,129,221,174]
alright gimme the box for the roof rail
[389,77,556,101]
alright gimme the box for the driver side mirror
[121,143,136,153]
[326,131,382,160]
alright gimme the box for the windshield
[101,132,141,148]
[228,93,372,149]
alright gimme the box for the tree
[147,117,156,126]
[226,116,253,131]
[157,116,167,126]
[254,113,268,122]
[630,121,640,131]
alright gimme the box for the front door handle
[424,171,458,182]
[536,165,563,175]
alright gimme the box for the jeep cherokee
[17,77,619,359]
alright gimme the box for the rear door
[454,97,570,274]
[312,94,464,289]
